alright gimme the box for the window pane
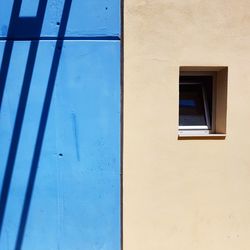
[179,84,207,126]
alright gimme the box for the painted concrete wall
[124,1,250,249]
[0,0,120,38]
[0,1,121,250]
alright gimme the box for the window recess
[178,67,228,139]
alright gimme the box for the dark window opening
[179,75,213,130]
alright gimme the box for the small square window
[178,67,228,138]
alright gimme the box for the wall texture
[0,1,121,249]
[124,0,250,249]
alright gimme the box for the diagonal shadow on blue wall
[0,1,72,249]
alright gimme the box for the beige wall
[124,1,250,249]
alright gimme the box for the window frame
[178,72,215,136]
[179,81,211,131]
[178,67,228,139]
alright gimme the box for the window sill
[178,133,226,140]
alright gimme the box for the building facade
[0,0,121,249]
[1,0,250,249]
[124,0,250,249]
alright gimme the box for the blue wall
[0,0,120,38]
[0,1,121,250]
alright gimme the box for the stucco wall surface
[124,1,250,249]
